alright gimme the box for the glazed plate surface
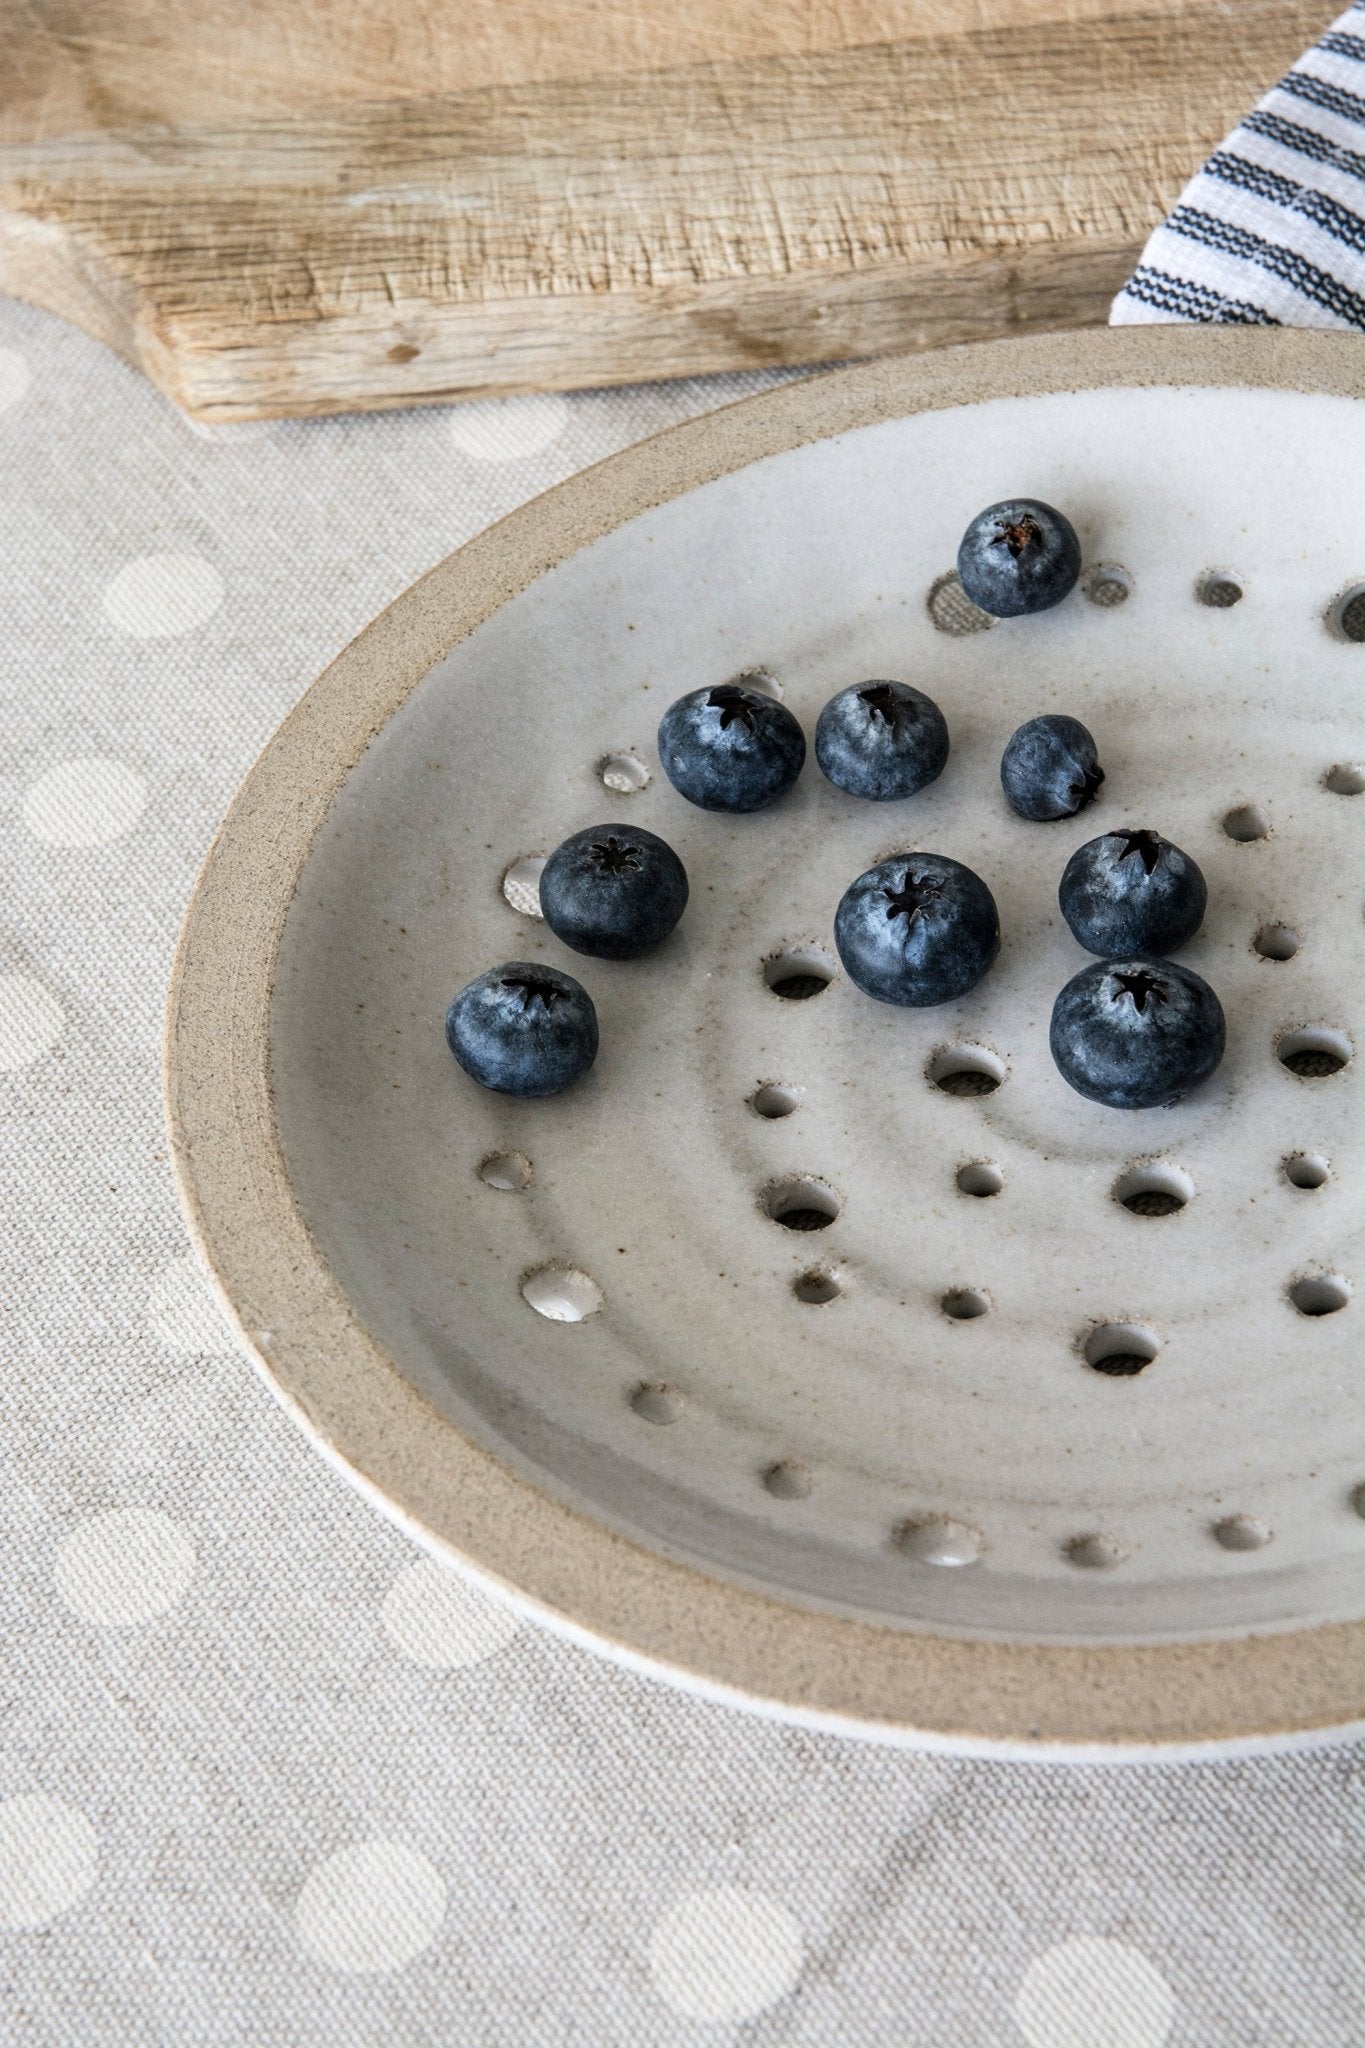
[167,330,1365,1754]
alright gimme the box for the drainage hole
[750,1082,802,1120]
[1324,762,1365,795]
[764,1176,842,1232]
[1197,570,1243,608]
[1213,1513,1273,1551]
[1065,1533,1128,1570]
[1222,803,1271,842]
[941,1287,990,1320]
[1288,1272,1351,1317]
[1083,1322,1159,1375]
[926,570,994,636]
[763,1460,812,1500]
[522,1266,603,1322]
[1112,1164,1193,1216]
[1254,923,1300,961]
[1277,1028,1351,1078]
[793,1267,843,1305]
[1284,1152,1329,1189]
[956,1160,1004,1197]
[764,947,835,1000]
[598,750,650,793]
[1084,563,1132,607]
[1328,583,1365,642]
[478,1150,533,1192]
[630,1381,683,1424]
[929,1044,1005,1097]
[501,854,547,918]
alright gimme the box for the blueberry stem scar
[882,871,946,925]
[501,974,570,1010]
[1112,828,1163,875]
[1110,968,1168,1014]
[706,684,761,733]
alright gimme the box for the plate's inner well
[271,386,1365,1645]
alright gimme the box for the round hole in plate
[1213,1513,1273,1552]
[598,750,650,793]
[1084,563,1132,607]
[956,1159,1004,1197]
[1324,762,1365,795]
[1083,1322,1159,1375]
[793,1266,842,1305]
[1065,1533,1127,1570]
[522,1265,603,1322]
[478,1150,532,1192]
[1284,1152,1330,1189]
[1277,1027,1352,1078]
[1112,1163,1194,1217]
[895,1517,984,1566]
[501,854,547,918]
[941,1287,990,1321]
[750,1081,802,1120]
[763,1460,812,1500]
[929,1044,1005,1097]
[926,570,994,636]
[763,1175,842,1232]
[1254,923,1300,962]
[764,946,836,1001]
[1353,1482,1365,1519]
[1327,583,1365,642]
[1222,802,1271,842]
[630,1381,682,1424]
[1288,1272,1351,1317]
[1197,570,1243,609]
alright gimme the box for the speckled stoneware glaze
[166,330,1365,1758]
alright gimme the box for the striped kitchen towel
[1111,1,1365,328]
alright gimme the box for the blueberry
[657,683,805,812]
[540,823,688,960]
[1001,714,1103,821]
[1059,828,1207,958]
[814,679,949,801]
[445,961,598,1096]
[956,499,1081,617]
[834,853,1000,1007]
[1050,957,1225,1108]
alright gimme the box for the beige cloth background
[0,294,1361,2045]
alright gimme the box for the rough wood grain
[0,0,1330,420]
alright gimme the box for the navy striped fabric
[1112,3,1365,329]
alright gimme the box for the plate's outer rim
[164,327,1365,1754]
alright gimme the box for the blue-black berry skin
[814,679,950,801]
[1059,828,1207,958]
[445,961,598,1097]
[1001,714,1103,821]
[956,499,1082,617]
[1050,957,1225,1109]
[657,684,805,812]
[834,853,1000,1007]
[540,824,688,960]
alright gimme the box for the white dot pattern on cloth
[0,973,64,1070]
[1015,1937,1175,2048]
[381,1556,521,1668]
[146,1250,233,1352]
[296,1839,446,1973]
[101,552,224,638]
[0,1796,98,1929]
[54,1507,196,1626]
[0,345,30,411]
[22,757,146,846]
[448,393,570,462]
[648,1886,803,2023]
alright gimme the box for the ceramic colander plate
[166,329,1365,1757]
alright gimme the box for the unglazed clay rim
[165,329,1365,1755]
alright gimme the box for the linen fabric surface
[1113,2,1365,328]
[3,54,1365,2048]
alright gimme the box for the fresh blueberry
[1059,827,1207,958]
[956,499,1082,617]
[1001,714,1103,821]
[834,853,1000,1007]
[445,961,598,1097]
[540,823,688,961]
[657,683,805,812]
[814,679,949,801]
[1050,957,1225,1108]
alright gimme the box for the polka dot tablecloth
[0,297,1361,2048]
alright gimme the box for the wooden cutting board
[0,0,1328,421]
